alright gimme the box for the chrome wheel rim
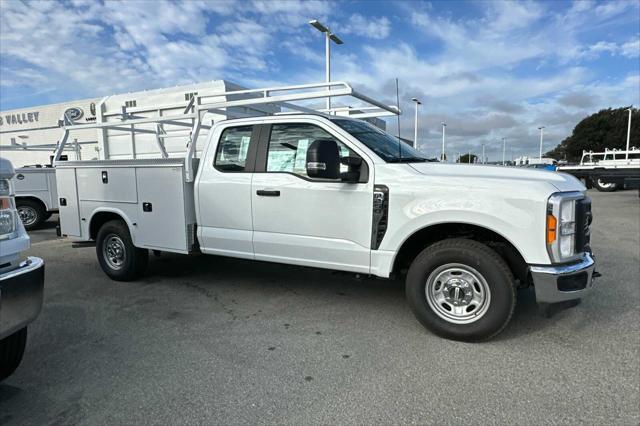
[597,179,615,189]
[103,234,126,270]
[425,263,491,324]
[18,206,38,227]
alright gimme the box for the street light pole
[482,143,485,164]
[309,20,343,112]
[502,137,506,166]
[626,107,633,160]
[441,122,447,162]
[411,98,421,149]
[538,126,545,160]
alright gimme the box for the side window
[214,126,253,172]
[266,123,354,178]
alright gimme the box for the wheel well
[89,212,126,240]
[392,223,529,285]
[15,196,47,211]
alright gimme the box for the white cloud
[582,37,640,59]
[620,37,640,58]
[340,14,391,39]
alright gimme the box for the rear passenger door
[197,124,260,259]
[251,121,374,273]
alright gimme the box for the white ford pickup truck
[54,83,597,341]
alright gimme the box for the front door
[251,121,373,273]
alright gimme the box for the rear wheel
[406,239,516,342]
[16,199,46,230]
[592,178,617,192]
[0,327,27,381]
[96,220,148,281]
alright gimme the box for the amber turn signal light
[546,214,557,244]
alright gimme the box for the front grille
[575,197,592,253]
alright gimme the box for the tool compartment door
[135,166,191,252]
[55,168,81,237]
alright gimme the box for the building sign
[64,107,84,121]
[0,111,39,126]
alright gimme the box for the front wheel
[96,220,148,281]
[406,239,516,342]
[0,327,27,381]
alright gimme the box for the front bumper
[530,253,596,304]
[0,257,45,339]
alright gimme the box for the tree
[545,107,639,162]
[458,153,478,163]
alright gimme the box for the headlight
[0,179,18,240]
[0,178,12,196]
[0,209,17,238]
[547,192,584,263]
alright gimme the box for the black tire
[592,178,617,192]
[16,199,46,230]
[96,220,148,281]
[406,238,516,342]
[0,328,27,381]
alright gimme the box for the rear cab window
[214,126,253,172]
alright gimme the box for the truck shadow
[142,252,569,340]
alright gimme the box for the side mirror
[340,156,362,183]
[306,139,340,180]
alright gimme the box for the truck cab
[0,157,45,381]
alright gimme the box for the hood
[409,162,585,193]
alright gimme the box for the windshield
[332,118,428,163]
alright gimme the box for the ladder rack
[52,81,400,181]
[5,138,97,160]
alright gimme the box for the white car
[0,157,45,381]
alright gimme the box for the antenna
[396,78,402,160]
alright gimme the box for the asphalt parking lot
[1,189,638,425]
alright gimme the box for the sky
[0,0,638,160]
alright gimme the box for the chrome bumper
[530,253,596,304]
[0,257,45,339]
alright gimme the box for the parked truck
[13,166,59,230]
[558,147,640,191]
[4,140,91,230]
[0,157,45,381]
[53,82,597,341]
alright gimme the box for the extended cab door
[251,120,374,273]
[196,124,261,259]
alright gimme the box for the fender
[381,208,548,266]
[87,207,139,245]
[15,194,52,212]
